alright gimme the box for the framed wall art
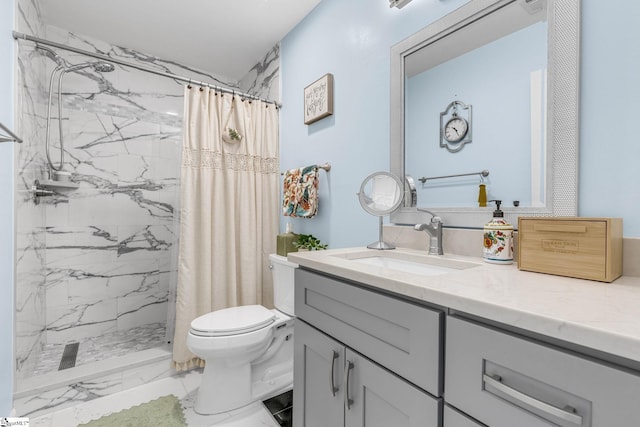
[304,73,334,125]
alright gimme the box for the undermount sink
[333,251,481,277]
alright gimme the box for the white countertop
[288,247,640,364]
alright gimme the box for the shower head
[93,62,115,73]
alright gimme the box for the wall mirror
[390,0,580,228]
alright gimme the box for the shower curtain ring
[187,79,192,89]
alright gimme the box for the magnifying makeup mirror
[358,172,404,250]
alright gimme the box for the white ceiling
[40,0,321,81]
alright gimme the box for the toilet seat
[190,305,276,337]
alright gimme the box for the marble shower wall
[15,0,280,381]
[15,0,49,380]
[239,43,280,102]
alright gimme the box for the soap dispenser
[276,222,298,256]
[483,200,513,264]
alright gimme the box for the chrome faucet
[414,209,444,255]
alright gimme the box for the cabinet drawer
[295,269,443,396]
[446,316,640,427]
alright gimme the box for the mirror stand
[368,217,396,250]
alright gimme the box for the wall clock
[440,100,472,153]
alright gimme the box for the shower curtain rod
[12,31,282,108]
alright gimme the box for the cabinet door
[293,320,345,427]
[443,406,486,427]
[344,349,441,427]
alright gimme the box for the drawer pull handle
[483,374,583,425]
[330,350,339,397]
[345,361,354,410]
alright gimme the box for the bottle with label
[483,200,513,264]
[276,222,298,256]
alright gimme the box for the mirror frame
[390,0,580,228]
[358,171,404,216]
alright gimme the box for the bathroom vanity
[289,248,640,427]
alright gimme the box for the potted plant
[293,234,328,251]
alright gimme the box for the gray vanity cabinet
[293,263,640,427]
[293,269,443,426]
[446,316,640,427]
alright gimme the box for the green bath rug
[79,394,186,427]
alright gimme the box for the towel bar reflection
[280,162,331,175]
[0,121,23,143]
[418,169,488,184]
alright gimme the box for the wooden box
[518,217,623,282]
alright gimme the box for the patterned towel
[282,165,319,218]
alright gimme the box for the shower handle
[30,180,55,205]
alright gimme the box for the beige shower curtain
[172,87,279,371]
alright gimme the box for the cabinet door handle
[345,361,354,410]
[483,374,583,425]
[330,350,339,396]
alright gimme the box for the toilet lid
[190,305,276,336]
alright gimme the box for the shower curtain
[172,87,279,371]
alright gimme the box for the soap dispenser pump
[483,200,513,264]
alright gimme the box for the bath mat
[79,394,186,427]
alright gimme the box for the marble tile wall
[14,0,280,383]
[15,0,49,381]
[239,43,280,102]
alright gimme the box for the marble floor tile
[30,371,285,427]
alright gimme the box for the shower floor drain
[59,342,79,370]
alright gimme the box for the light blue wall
[281,0,640,242]
[0,0,15,415]
[280,0,468,248]
[579,0,640,236]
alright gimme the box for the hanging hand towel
[282,165,319,218]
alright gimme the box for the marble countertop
[287,247,640,364]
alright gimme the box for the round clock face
[444,117,468,143]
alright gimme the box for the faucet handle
[417,208,442,224]
[417,207,435,216]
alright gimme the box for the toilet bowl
[187,254,298,415]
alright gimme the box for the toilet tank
[269,254,298,316]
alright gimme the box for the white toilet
[187,254,298,415]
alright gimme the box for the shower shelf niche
[39,179,79,189]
